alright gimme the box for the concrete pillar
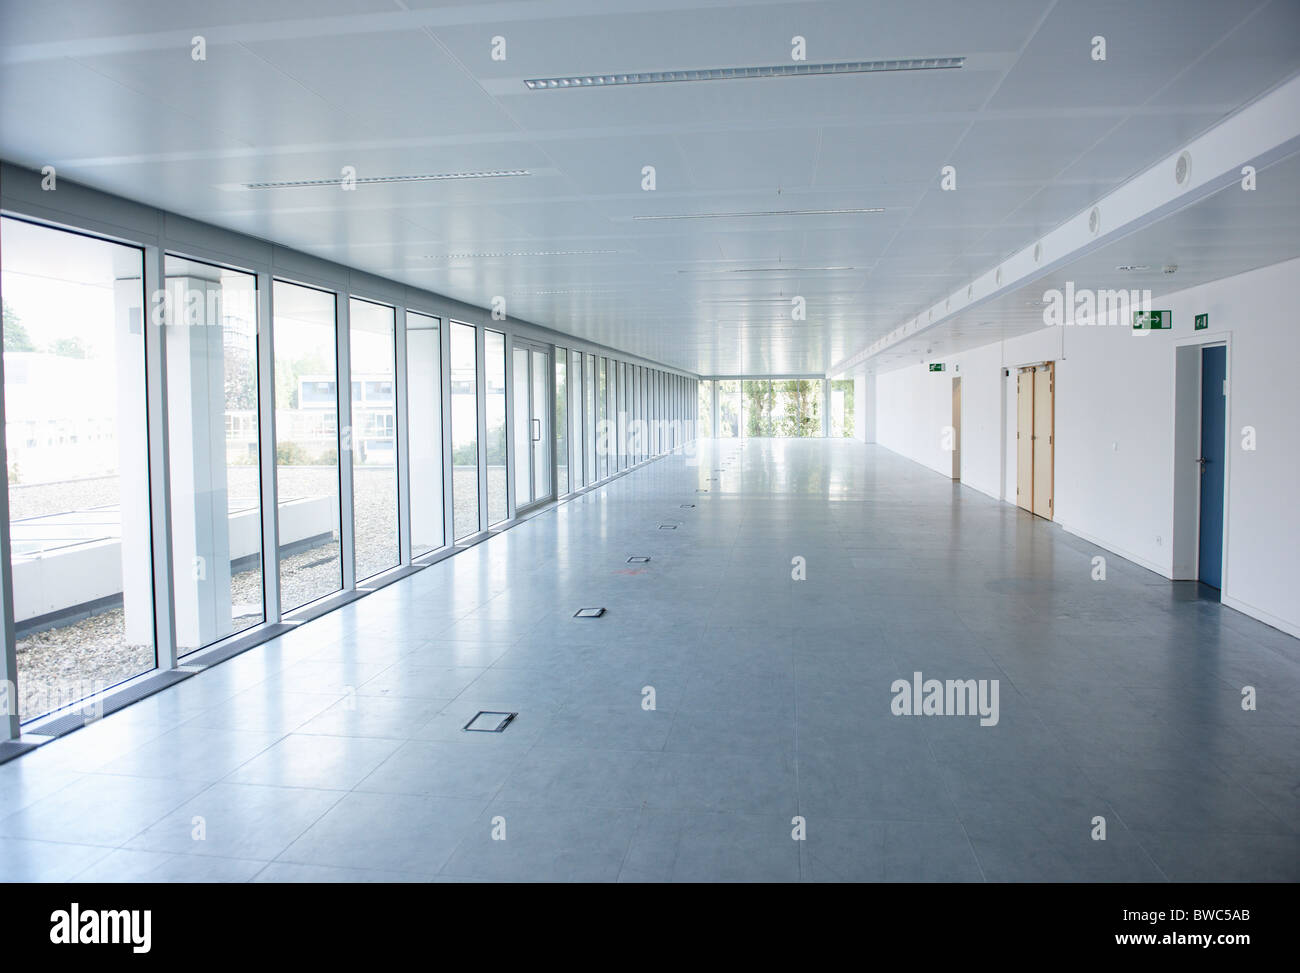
[163,276,233,651]
[115,277,154,647]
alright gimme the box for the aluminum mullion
[504,333,517,520]
[0,254,18,739]
[475,325,488,534]
[395,308,412,564]
[440,318,455,548]
[256,272,282,623]
[143,244,178,671]
[337,294,356,591]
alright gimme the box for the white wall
[874,257,1300,638]
[853,369,876,443]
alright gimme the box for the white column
[856,369,877,443]
[115,277,154,647]
[164,276,233,651]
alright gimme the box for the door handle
[1196,455,1209,472]
[532,418,541,442]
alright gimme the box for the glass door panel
[530,347,552,502]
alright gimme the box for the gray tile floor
[1,439,1297,882]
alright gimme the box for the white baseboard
[1221,594,1300,639]
[1057,522,1172,578]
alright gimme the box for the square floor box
[463,711,517,733]
[573,607,607,618]
[627,556,651,564]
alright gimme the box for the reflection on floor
[1,438,1296,882]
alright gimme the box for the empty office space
[0,0,1298,909]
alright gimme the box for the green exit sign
[1133,309,1172,330]
[1195,313,1209,331]
[929,363,945,372]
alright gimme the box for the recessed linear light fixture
[677,266,856,274]
[242,169,530,190]
[421,249,617,260]
[523,57,964,90]
[1116,264,1150,272]
[635,208,883,221]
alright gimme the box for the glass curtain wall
[569,349,583,487]
[0,214,706,725]
[162,256,264,657]
[739,378,822,437]
[450,322,479,539]
[512,344,530,507]
[1,217,156,720]
[717,380,740,437]
[348,298,398,582]
[556,349,568,495]
[584,354,595,482]
[406,312,444,557]
[485,330,507,526]
[597,358,607,479]
[273,280,342,612]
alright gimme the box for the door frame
[1172,331,1233,588]
[1013,360,1055,519]
[516,340,555,514]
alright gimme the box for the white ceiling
[2,0,1298,375]
[865,147,1300,370]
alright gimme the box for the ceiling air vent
[1175,151,1191,186]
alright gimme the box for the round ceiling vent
[1033,241,1042,263]
[928,309,933,321]
[945,298,950,311]
[967,284,973,299]
[995,267,1003,285]
[1089,207,1101,235]
[1175,151,1191,186]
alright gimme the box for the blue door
[1198,345,1227,589]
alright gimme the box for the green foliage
[47,336,89,359]
[224,346,258,411]
[742,379,821,437]
[275,441,310,466]
[2,304,35,352]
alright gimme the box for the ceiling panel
[1,0,1296,375]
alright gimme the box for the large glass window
[597,358,608,480]
[617,361,627,470]
[831,379,855,438]
[406,312,444,557]
[512,344,530,508]
[772,379,822,437]
[556,349,568,495]
[584,354,595,483]
[273,280,342,612]
[531,348,551,499]
[718,380,740,437]
[739,379,822,437]
[485,330,507,526]
[569,349,583,487]
[164,256,263,656]
[450,322,479,539]
[2,217,155,720]
[631,366,641,463]
[349,298,398,581]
